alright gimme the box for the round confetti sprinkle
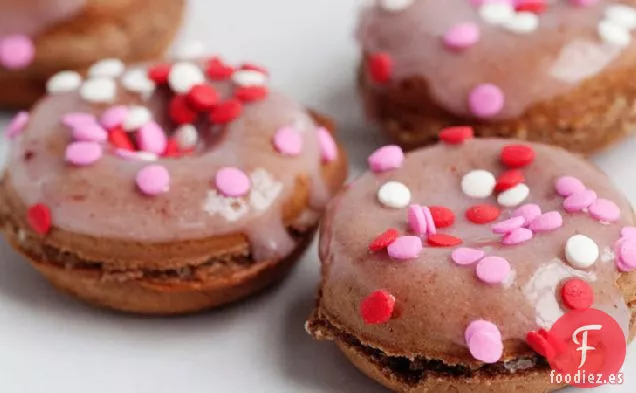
[476,256,511,284]
[502,11,539,34]
[492,216,526,234]
[468,84,505,118]
[461,169,496,198]
[108,128,134,151]
[27,203,52,235]
[451,247,485,266]
[367,52,393,84]
[137,122,167,154]
[469,330,504,363]
[465,319,502,344]
[428,233,463,247]
[215,167,251,197]
[479,2,515,24]
[466,204,501,224]
[528,211,563,232]
[210,99,243,124]
[618,239,636,271]
[497,183,530,207]
[368,145,404,173]
[317,127,338,163]
[512,203,542,223]
[598,19,631,48]
[565,234,599,269]
[561,278,594,311]
[136,165,170,196]
[555,176,585,197]
[72,123,108,143]
[273,127,303,156]
[65,141,103,166]
[0,35,34,69]
[148,64,172,84]
[88,58,124,78]
[502,227,533,245]
[175,124,198,149]
[46,71,82,94]
[6,111,29,139]
[501,145,535,168]
[168,62,206,93]
[429,206,455,228]
[186,83,219,111]
[377,181,411,209]
[443,22,480,50]
[369,228,400,252]
[408,205,427,235]
[516,0,547,14]
[122,69,155,94]
[439,126,474,145]
[563,189,597,213]
[206,57,234,80]
[588,198,620,223]
[421,206,437,235]
[388,236,423,260]
[123,106,152,131]
[232,69,268,87]
[235,85,269,102]
[360,290,396,325]
[100,106,129,129]
[80,77,116,103]
[170,95,198,125]
[495,169,524,192]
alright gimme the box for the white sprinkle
[46,71,82,93]
[168,62,205,94]
[87,58,125,78]
[79,77,116,103]
[175,124,198,149]
[377,181,411,208]
[231,69,268,86]
[461,170,496,199]
[502,12,539,34]
[605,5,636,31]
[136,152,158,161]
[122,69,155,94]
[598,20,631,48]
[123,106,152,131]
[497,184,530,207]
[173,41,205,60]
[479,2,515,25]
[565,235,599,269]
[379,0,414,12]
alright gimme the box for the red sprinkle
[429,206,456,228]
[501,145,535,168]
[439,126,474,145]
[235,85,269,102]
[169,95,198,125]
[108,127,134,151]
[495,169,525,192]
[369,228,399,252]
[163,138,180,158]
[368,52,393,84]
[205,57,234,80]
[466,204,501,224]
[27,203,52,235]
[239,63,269,75]
[515,0,547,13]
[210,99,243,124]
[561,278,594,311]
[186,84,219,112]
[526,331,556,360]
[427,234,463,247]
[147,64,171,85]
[360,290,396,325]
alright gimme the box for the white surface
[0,0,634,392]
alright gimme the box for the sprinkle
[565,234,599,269]
[367,52,393,84]
[466,204,501,224]
[598,20,631,48]
[65,141,103,166]
[617,239,636,271]
[136,165,170,196]
[186,84,219,111]
[502,227,533,245]
[555,175,585,197]
[209,99,243,124]
[429,206,455,228]
[27,203,52,235]
[621,227,636,239]
[501,144,535,168]
[72,123,107,142]
[115,149,157,161]
[588,198,620,222]
[46,71,82,93]
[232,69,268,86]
[563,189,597,212]
[479,2,515,25]
[570,0,599,6]
[443,22,480,50]
[468,330,504,363]
[173,41,205,60]
[121,69,155,94]
[175,124,198,149]
[561,278,594,311]
[605,5,636,30]
[468,84,504,118]
[497,183,530,207]
[465,320,502,344]
[379,0,414,12]
[495,169,524,192]
[512,203,541,223]
[360,290,396,325]
[528,211,562,232]
[168,62,205,93]
[0,35,34,69]
[502,11,539,34]
[317,127,338,163]
[526,331,556,360]
[273,126,303,156]
[476,256,511,284]
[368,145,404,173]
[137,122,167,154]
[215,167,251,197]
[421,206,437,235]
[123,106,152,131]
[80,77,116,103]
[87,58,124,78]
[515,0,547,14]
[388,236,423,260]
[108,127,134,151]
[408,205,427,235]
[377,181,411,208]
[428,233,463,247]
[169,95,198,125]
[239,63,269,75]
[147,64,172,84]
[461,169,496,198]
[205,57,234,80]
[451,247,485,265]
[492,216,526,234]
[369,228,400,252]
[7,111,29,139]
[439,126,474,144]
[235,85,269,102]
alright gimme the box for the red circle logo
[548,309,627,388]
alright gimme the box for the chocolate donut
[0,0,184,109]
[0,54,347,314]
[307,132,635,392]
[357,0,636,154]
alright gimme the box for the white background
[0,0,633,392]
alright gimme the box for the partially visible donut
[0,53,348,314]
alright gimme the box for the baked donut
[358,0,636,154]
[0,0,184,109]
[0,53,347,314]
[307,131,635,392]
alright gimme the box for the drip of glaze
[246,214,295,262]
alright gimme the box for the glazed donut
[0,53,348,314]
[358,0,636,154]
[307,133,635,392]
[0,0,185,109]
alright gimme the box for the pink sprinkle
[273,126,303,156]
[464,319,502,344]
[387,236,423,260]
[512,204,541,224]
[617,239,636,272]
[443,22,480,50]
[468,84,504,118]
[65,141,103,166]
[137,121,167,154]
[589,198,620,223]
[555,176,585,197]
[6,111,29,139]
[421,206,437,235]
[0,35,35,70]
[468,330,504,363]
[621,227,636,239]
[492,216,526,234]
[136,165,170,196]
[215,167,251,197]
[72,123,107,142]
[62,112,97,128]
[317,127,338,163]
[451,247,485,266]
[100,106,129,129]
[476,256,510,284]
[563,189,597,212]
[408,205,427,235]
[502,227,533,245]
[368,145,404,173]
[569,0,598,6]
[528,211,563,232]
